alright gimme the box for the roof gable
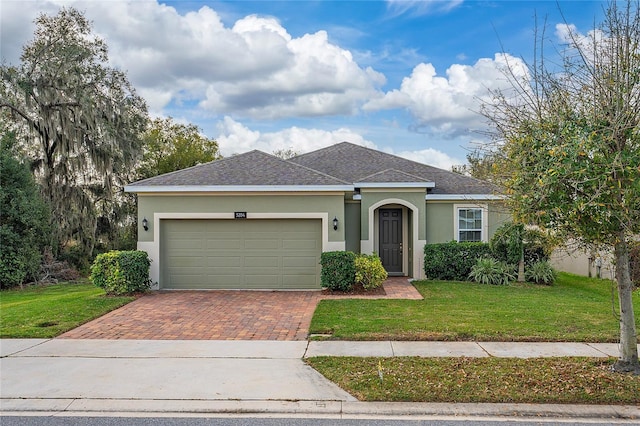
[289,142,496,195]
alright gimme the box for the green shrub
[526,260,557,285]
[423,241,493,281]
[91,250,152,295]
[469,257,515,285]
[60,244,91,275]
[0,132,51,288]
[355,254,388,290]
[320,251,357,291]
[490,222,554,268]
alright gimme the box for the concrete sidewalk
[1,339,639,420]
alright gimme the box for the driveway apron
[58,277,421,341]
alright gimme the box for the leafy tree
[0,131,50,288]
[110,117,221,253]
[272,147,299,160]
[490,222,526,281]
[0,7,148,263]
[483,1,640,373]
[136,117,221,180]
[451,150,497,182]
[490,222,556,281]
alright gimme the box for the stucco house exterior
[125,142,507,290]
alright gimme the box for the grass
[0,281,135,338]
[306,356,640,404]
[310,272,640,342]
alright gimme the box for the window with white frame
[456,206,485,242]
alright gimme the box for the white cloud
[364,53,529,137]
[394,148,462,171]
[215,117,459,170]
[199,28,385,119]
[555,23,605,59]
[2,1,384,118]
[386,0,463,17]
[215,117,376,156]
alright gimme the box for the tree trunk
[613,238,640,374]
[517,244,525,282]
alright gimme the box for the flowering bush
[355,254,388,290]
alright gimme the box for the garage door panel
[282,270,316,277]
[243,268,281,278]
[207,240,243,250]
[245,240,280,250]
[245,275,279,286]
[206,256,242,267]
[168,256,205,268]
[209,275,242,285]
[170,240,203,250]
[283,256,317,268]
[208,266,242,275]
[169,269,207,280]
[282,275,316,288]
[282,240,318,250]
[161,219,321,289]
[170,274,208,286]
[244,256,280,268]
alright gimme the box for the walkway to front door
[58,277,422,340]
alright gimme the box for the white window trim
[454,204,489,243]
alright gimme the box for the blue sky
[1,1,607,169]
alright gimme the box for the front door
[379,208,403,275]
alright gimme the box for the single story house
[125,142,507,290]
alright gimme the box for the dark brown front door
[379,208,402,275]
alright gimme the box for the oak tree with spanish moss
[0,7,148,262]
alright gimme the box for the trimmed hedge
[320,251,357,291]
[424,241,493,281]
[91,250,152,295]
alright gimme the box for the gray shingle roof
[357,169,433,184]
[127,150,350,187]
[289,142,497,195]
[126,142,497,195]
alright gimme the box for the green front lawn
[306,356,640,404]
[310,273,640,342]
[0,281,135,338]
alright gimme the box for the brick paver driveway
[59,278,422,340]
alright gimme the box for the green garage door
[161,219,322,290]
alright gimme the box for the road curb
[2,399,639,420]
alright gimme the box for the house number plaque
[234,212,247,219]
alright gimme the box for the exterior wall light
[142,217,149,231]
[333,216,338,230]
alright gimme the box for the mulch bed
[321,283,386,296]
